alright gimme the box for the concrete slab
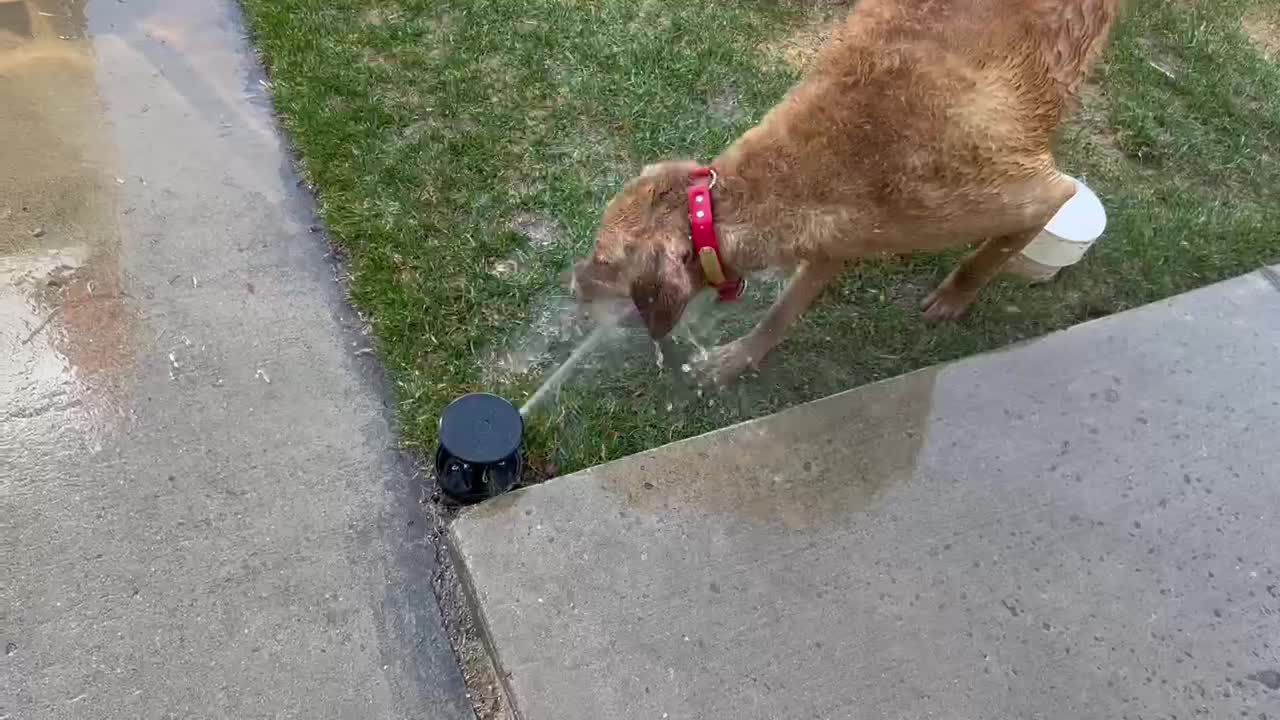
[452,272,1280,720]
[1,1,469,717]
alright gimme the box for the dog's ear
[630,244,694,339]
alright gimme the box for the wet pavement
[1,1,470,717]
[452,271,1280,720]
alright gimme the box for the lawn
[240,0,1280,480]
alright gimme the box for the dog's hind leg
[921,173,1077,322]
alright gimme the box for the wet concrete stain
[600,368,938,529]
[470,368,937,530]
[1,0,129,482]
[3,0,295,479]
[0,2,33,39]
[1,2,101,258]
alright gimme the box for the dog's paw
[921,284,977,322]
[693,339,759,387]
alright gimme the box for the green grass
[240,0,1280,479]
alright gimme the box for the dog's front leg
[697,259,847,385]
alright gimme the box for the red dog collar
[688,166,745,302]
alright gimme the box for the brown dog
[572,0,1121,385]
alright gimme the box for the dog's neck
[698,161,794,278]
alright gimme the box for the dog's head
[570,160,705,338]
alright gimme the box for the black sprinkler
[434,393,524,504]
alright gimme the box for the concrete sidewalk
[453,269,1280,719]
[1,1,469,717]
